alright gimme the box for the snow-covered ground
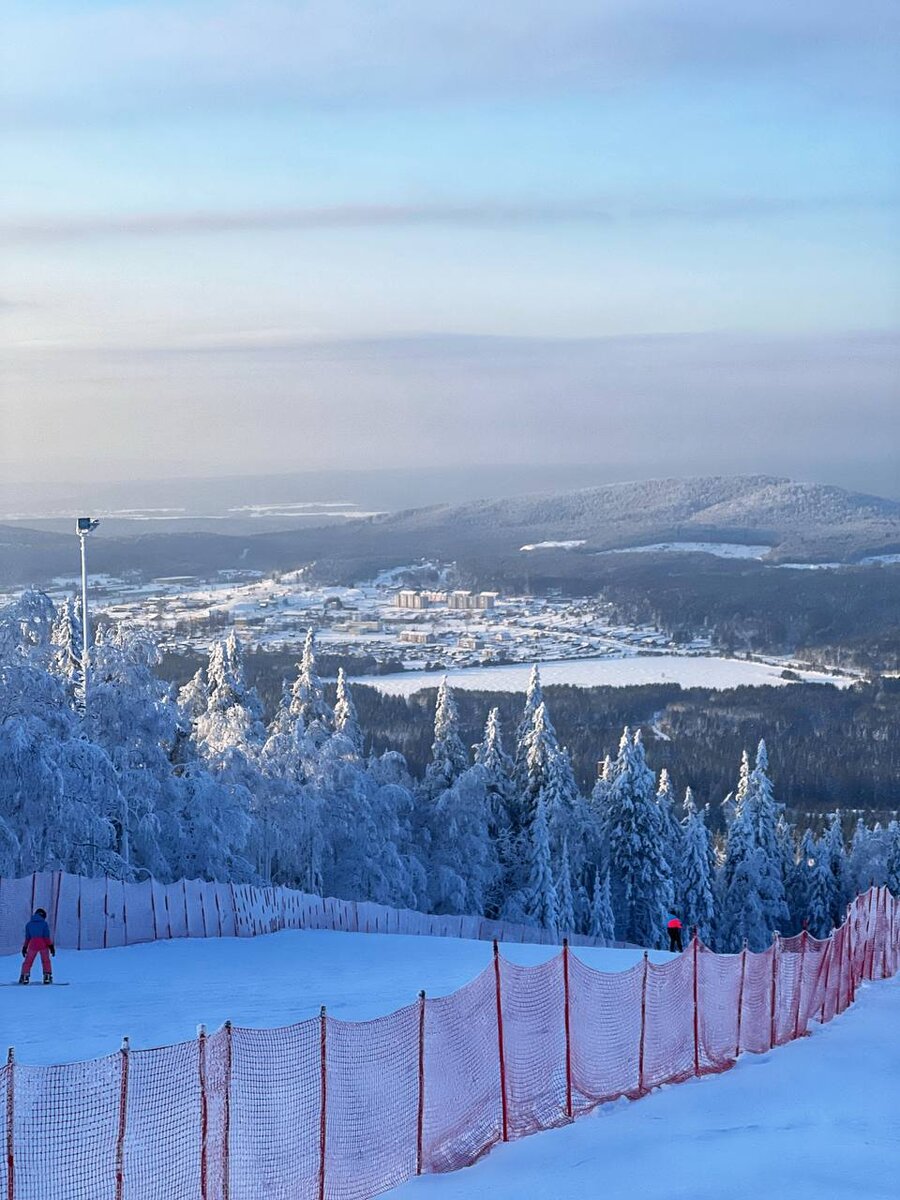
[387,973,900,1200]
[356,655,851,696]
[0,931,664,1066]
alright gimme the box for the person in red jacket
[19,908,55,985]
[667,914,683,953]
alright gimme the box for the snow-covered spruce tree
[679,788,715,943]
[333,668,363,755]
[49,596,85,709]
[822,810,850,927]
[196,633,265,761]
[521,792,558,933]
[542,742,585,864]
[313,730,418,906]
[89,622,185,877]
[288,628,334,748]
[521,701,559,822]
[473,706,515,840]
[806,835,834,939]
[555,837,576,935]
[513,664,544,804]
[425,763,500,916]
[473,706,517,916]
[789,829,817,933]
[420,679,469,802]
[848,817,875,893]
[605,728,673,948]
[0,589,56,664]
[588,868,616,942]
[717,753,759,951]
[718,743,788,952]
[656,768,683,900]
[777,814,801,934]
[588,753,615,875]
[745,740,790,936]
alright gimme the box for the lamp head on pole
[76,516,100,535]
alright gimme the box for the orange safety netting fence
[1,886,897,1200]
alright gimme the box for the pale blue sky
[1,2,898,489]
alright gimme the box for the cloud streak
[3,195,897,244]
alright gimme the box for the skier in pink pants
[19,908,55,984]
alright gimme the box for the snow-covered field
[387,973,900,1200]
[600,541,773,559]
[356,655,851,696]
[0,931,663,1066]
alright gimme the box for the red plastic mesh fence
[420,965,502,1173]
[2,888,897,1200]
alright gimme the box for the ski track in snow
[386,974,900,1200]
[0,932,665,1066]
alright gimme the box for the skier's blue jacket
[24,914,51,941]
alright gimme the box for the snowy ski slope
[0,930,665,1065]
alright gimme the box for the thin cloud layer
[3,0,898,122]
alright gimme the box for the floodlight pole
[79,529,90,710]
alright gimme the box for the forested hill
[367,475,900,561]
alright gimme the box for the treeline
[200,662,899,826]
[2,591,899,951]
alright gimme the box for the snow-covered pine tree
[177,668,210,727]
[745,740,790,935]
[521,701,559,822]
[605,728,673,948]
[848,817,873,893]
[806,835,834,939]
[473,706,515,839]
[522,793,558,932]
[718,751,758,951]
[196,633,265,760]
[50,597,85,709]
[777,816,806,936]
[679,787,715,943]
[513,664,544,796]
[588,868,615,941]
[288,628,334,747]
[421,679,469,802]
[542,743,583,864]
[556,837,576,934]
[656,767,682,898]
[717,743,788,952]
[0,589,56,663]
[789,828,815,933]
[822,810,850,927]
[333,668,363,754]
[427,764,500,916]
[588,753,615,875]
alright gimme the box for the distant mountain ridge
[2,475,899,586]
[366,475,900,561]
